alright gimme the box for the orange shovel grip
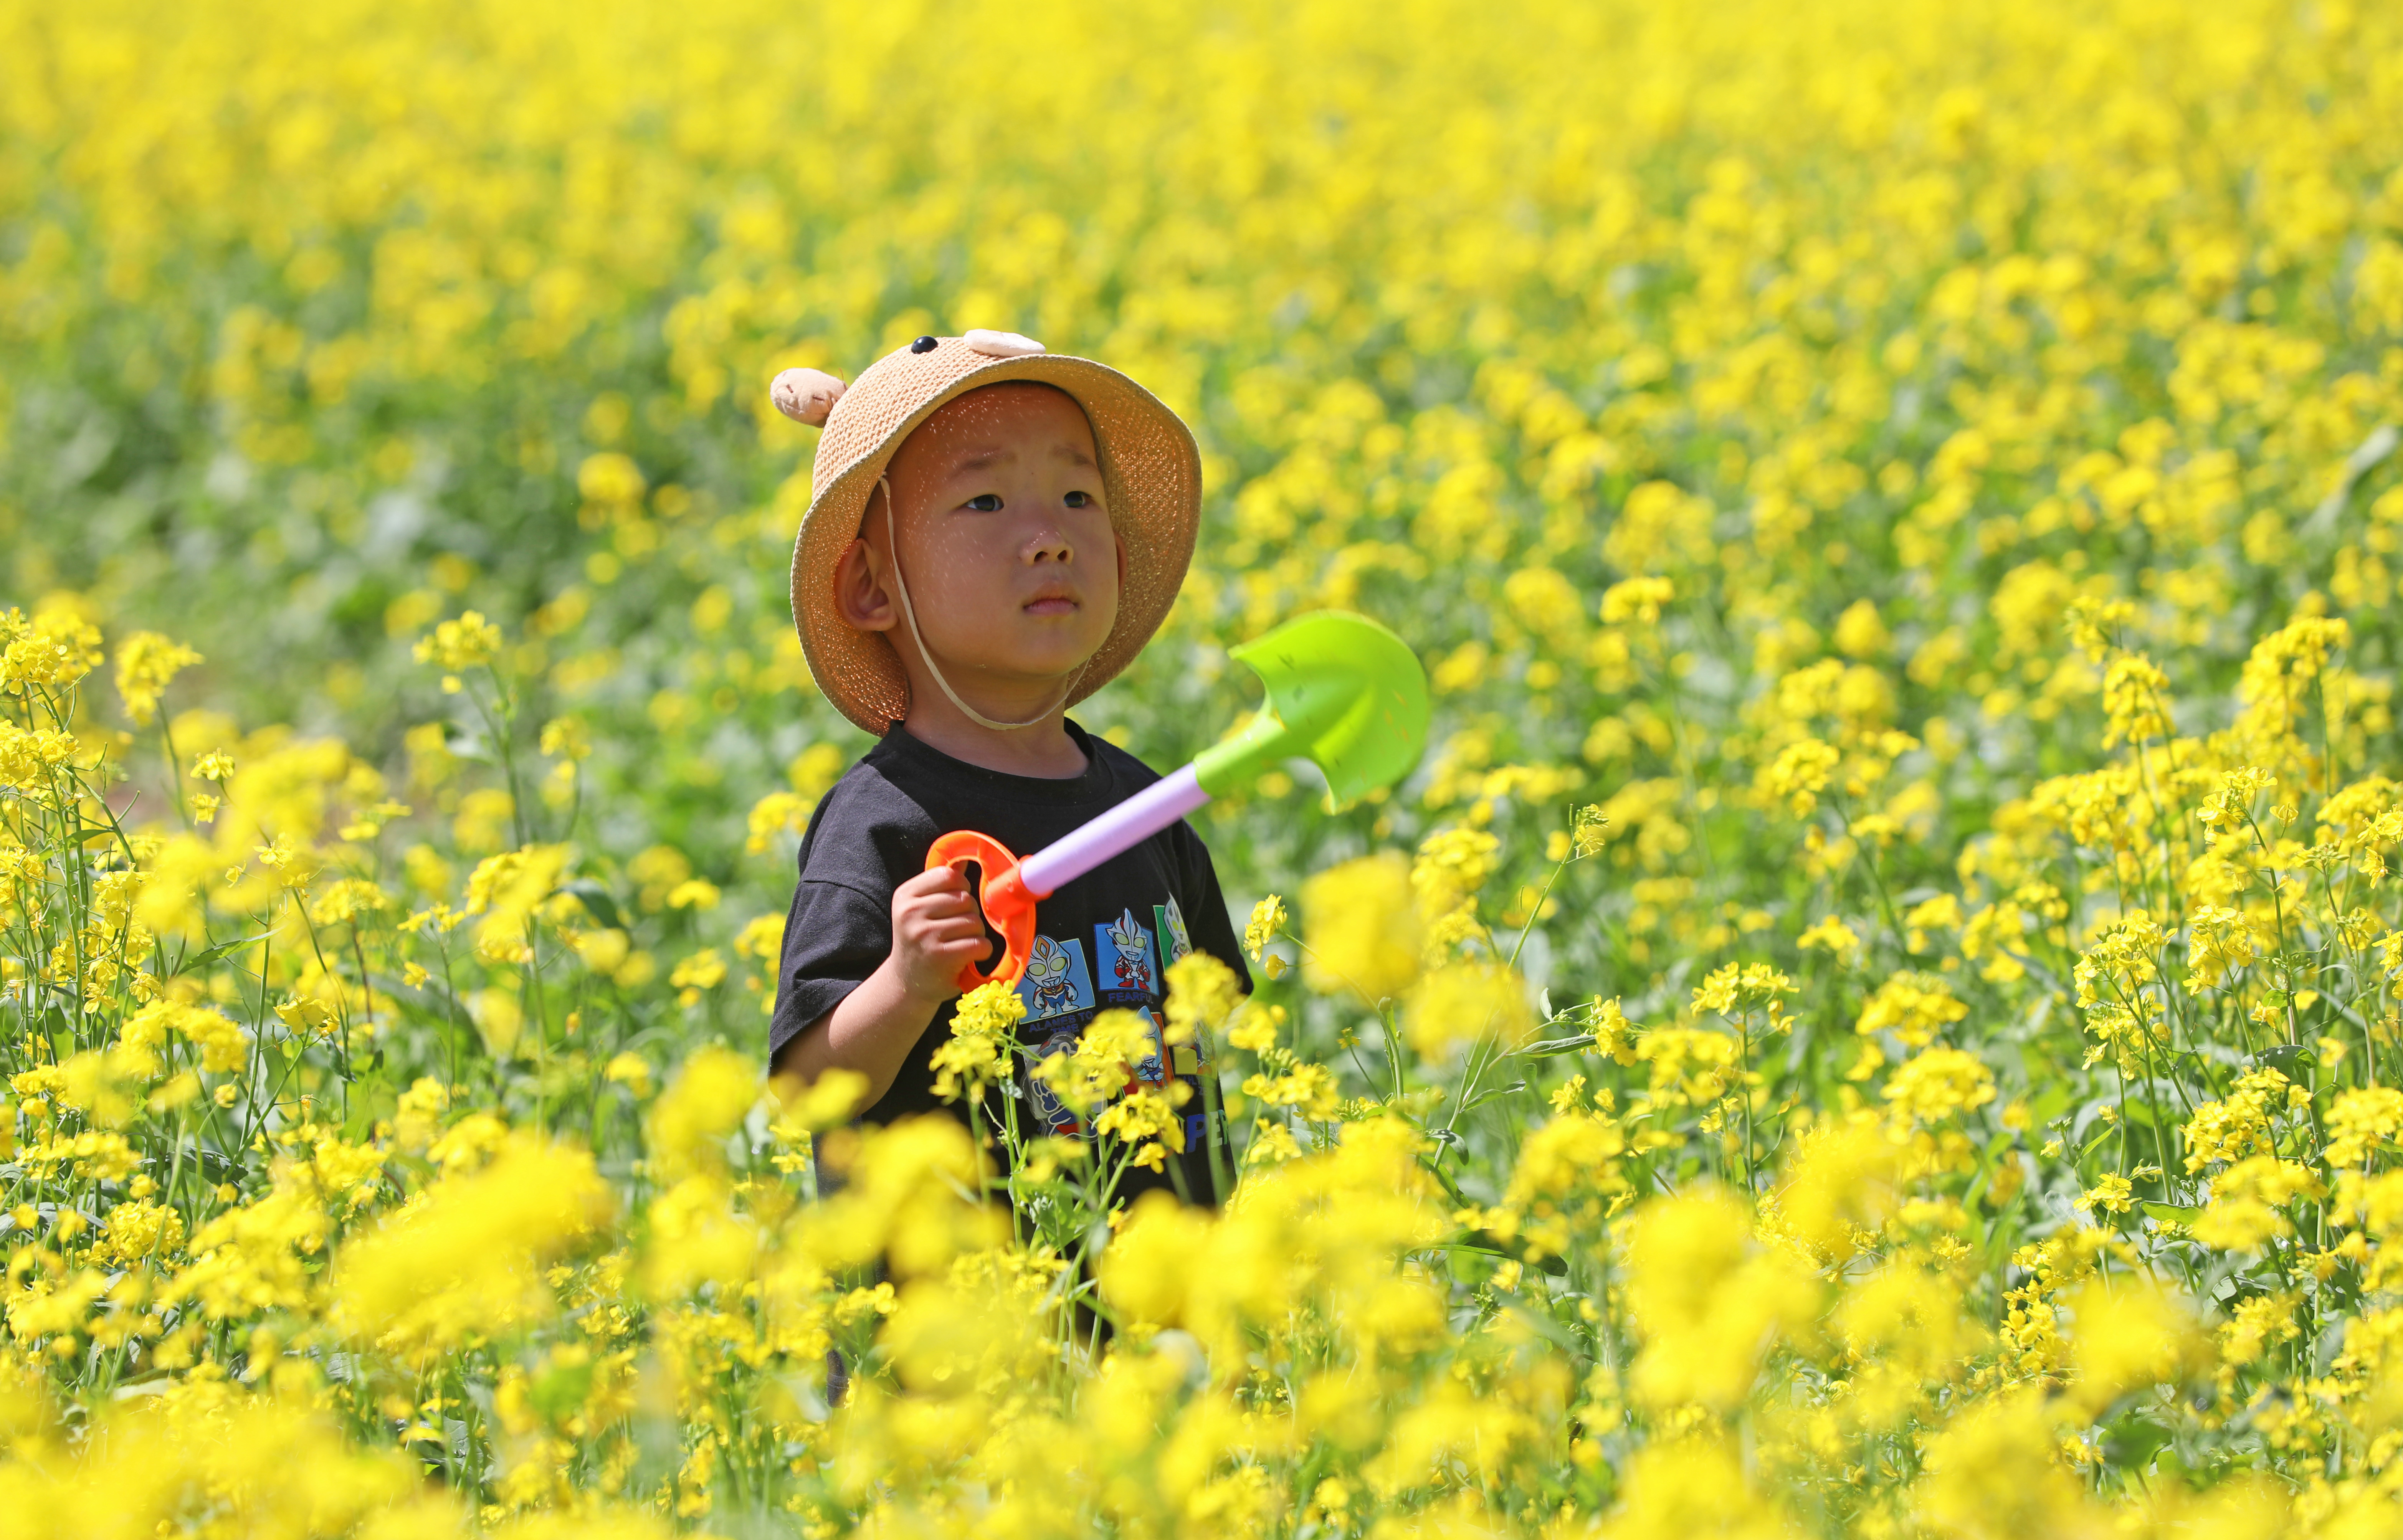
[924,830,1038,992]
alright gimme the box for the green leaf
[530,1357,597,1422]
[2099,1409,2174,1470]
[2254,1044,2311,1081]
[561,878,624,932]
[1467,1229,1568,1276]
[2142,1201,2203,1225]
[1425,1238,1510,1259]
[1459,1081,1527,1113]
[1518,1034,1596,1057]
[173,933,273,974]
[1421,1232,1570,1277]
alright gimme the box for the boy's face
[842,383,1122,706]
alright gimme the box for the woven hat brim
[788,350,1202,736]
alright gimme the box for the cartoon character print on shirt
[1154,897,1192,967]
[1128,1008,1173,1088]
[1014,937,1097,1132]
[1094,910,1167,1083]
[1015,934,1095,1024]
[1099,908,1159,995]
[1150,897,1211,1070]
[1026,1023,1086,1134]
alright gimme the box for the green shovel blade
[1193,610,1431,808]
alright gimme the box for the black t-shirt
[769,719,1252,1206]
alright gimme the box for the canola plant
[6,0,2403,1533]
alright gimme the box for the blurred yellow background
[5,0,2403,1532]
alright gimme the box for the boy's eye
[964,493,1003,512]
[1064,489,1094,508]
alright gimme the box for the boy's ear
[832,538,898,633]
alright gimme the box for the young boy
[762,330,1250,1205]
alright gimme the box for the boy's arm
[770,865,991,1110]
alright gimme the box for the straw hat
[772,331,1202,735]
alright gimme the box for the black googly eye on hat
[910,335,938,354]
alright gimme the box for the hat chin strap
[878,476,1083,733]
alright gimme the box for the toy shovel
[926,610,1431,990]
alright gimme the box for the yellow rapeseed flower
[112,632,203,726]
[413,611,504,673]
[1300,853,1421,1000]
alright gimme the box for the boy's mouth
[1022,587,1079,617]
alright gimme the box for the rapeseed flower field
[7,0,2403,1532]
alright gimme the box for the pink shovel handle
[1020,765,1210,898]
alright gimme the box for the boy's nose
[1025,524,1074,563]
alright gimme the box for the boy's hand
[781,867,997,1109]
[887,866,993,1003]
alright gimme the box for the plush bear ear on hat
[769,367,845,427]
[964,328,1044,358]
